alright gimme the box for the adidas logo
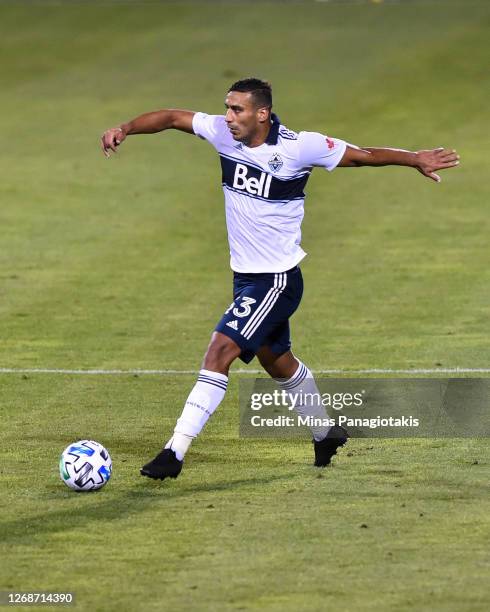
[226,320,238,331]
[234,143,243,150]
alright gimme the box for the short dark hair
[228,77,272,109]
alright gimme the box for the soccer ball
[59,440,112,491]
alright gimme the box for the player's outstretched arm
[101,109,195,157]
[338,145,460,183]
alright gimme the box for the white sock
[165,369,228,460]
[278,360,331,441]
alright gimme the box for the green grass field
[1,1,489,610]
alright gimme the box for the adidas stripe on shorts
[215,266,303,363]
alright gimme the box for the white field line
[0,367,489,375]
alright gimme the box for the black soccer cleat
[140,448,183,480]
[313,425,349,467]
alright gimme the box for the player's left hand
[414,147,460,183]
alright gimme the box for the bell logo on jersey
[233,163,273,198]
[326,137,335,150]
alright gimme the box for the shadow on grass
[1,471,299,546]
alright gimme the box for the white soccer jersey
[192,112,347,273]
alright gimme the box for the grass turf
[2,375,489,611]
[0,1,489,610]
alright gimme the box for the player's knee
[261,361,286,379]
[258,349,298,379]
[202,332,241,372]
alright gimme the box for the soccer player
[101,78,459,480]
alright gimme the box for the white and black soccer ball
[59,440,112,491]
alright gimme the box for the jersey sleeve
[297,130,347,172]
[192,112,227,150]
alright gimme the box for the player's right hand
[101,127,126,158]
